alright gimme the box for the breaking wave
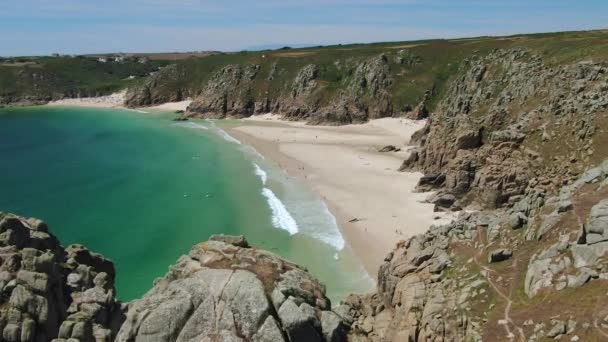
[261,188,299,235]
[172,122,209,130]
[253,163,268,185]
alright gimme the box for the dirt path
[474,241,526,341]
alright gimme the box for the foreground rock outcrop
[0,212,124,342]
[116,234,349,342]
[0,215,350,342]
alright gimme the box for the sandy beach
[139,100,192,112]
[45,92,452,275]
[47,91,127,108]
[46,91,191,112]
[227,114,454,275]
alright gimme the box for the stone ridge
[117,234,350,342]
[126,54,396,125]
[402,49,608,211]
[344,160,608,341]
[0,212,124,342]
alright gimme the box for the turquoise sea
[0,106,373,301]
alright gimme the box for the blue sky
[1,0,607,56]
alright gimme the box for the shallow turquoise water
[0,106,373,301]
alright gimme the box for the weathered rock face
[187,64,260,119]
[126,54,396,125]
[347,161,608,341]
[116,234,349,342]
[0,212,124,342]
[345,212,487,341]
[125,64,186,107]
[402,49,608,209]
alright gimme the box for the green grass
[0,55,168,102]
[131,29,608,111]
[3,29,608,107]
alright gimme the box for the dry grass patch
[272,51,318,58]
[387,44,422,49]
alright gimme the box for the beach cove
[0,106,373,301]
[223,114,455,275]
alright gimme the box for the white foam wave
[244,145,265,160]
[216,127,241,144]
[261,188,298,235]
[127,109,149,114]
[172,122,209,130]
[253,163,267,185]
[314,203,345,250]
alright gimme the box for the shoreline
[38,97,452,278]
[225,114,455,276]
[46,91,191,112]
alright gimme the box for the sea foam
[172,122,209,130]
[311,202,345,251]
[253,163,268,185]
[127,109,149,114]
[217,128,241,144]
[261,188,299,235]
[207,121,242,144]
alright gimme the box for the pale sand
[227,114,454,275]
[47,91,191,112]
[47,91,127,108]
[139,100,192,112]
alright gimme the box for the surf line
[253,163,298,235]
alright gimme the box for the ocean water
[0,106,374,301]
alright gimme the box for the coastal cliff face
[341,48,608,341]
[345,161,608,341]
[127,54,395,124]
[116,235,349,342]
[401,49,608,212]
[121,31,608,126]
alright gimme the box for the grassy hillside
[0,55,168,104]
[124,29,608,116]
[2,29,607,110]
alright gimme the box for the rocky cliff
[340,48,608,341]
[127,54,395,124]
[0,212,123,342]
[345,161,608,341]
[122,31,608,126]
[401,49,608,211]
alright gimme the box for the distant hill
[243,43,319,51]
